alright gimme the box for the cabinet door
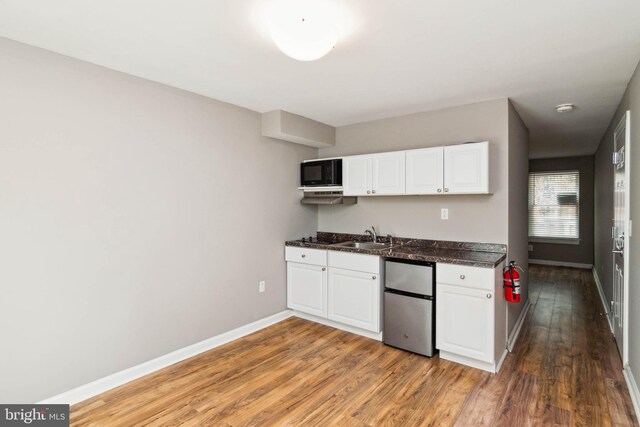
[405,147,444,195]
[287,262,327,318]
[328,268,381,332]
[372,151,405,195]
[436,283,494,362]
[443,142,489,194]
[343,155,372,196]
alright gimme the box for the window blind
[528,171,580,240]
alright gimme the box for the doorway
[612,111,631,364]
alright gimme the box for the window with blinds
[528,171,580,241]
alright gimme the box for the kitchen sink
[331,241,391,250]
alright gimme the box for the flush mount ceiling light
[555,103,576,113]
[266,0,343,61]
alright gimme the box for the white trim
[614,110,631,365]
[528,238,580,245]
[623,364,640,421]
[507,298,531,352]
[292,311,383,341]
[39,310,294,405]
[496,347,509,372]
[528,259,593,269]
[439,350,499,373]
[593,268,614,333]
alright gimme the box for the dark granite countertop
[286,232,507,268]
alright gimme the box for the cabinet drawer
[285,247,327,266]
[437,263,494,290]
[328,251,380,274]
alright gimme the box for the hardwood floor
[71,265,638,426]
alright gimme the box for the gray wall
[595,150,614,302]
[594,57,640,374]
[507,102,530,334]
[528,156,595,266]
[318,99,510,243]
[319,99,529,338]
[0,38,318,403]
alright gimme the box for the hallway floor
[507,264,637,426]
[70,265,638,426]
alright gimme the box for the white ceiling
[1,0,639,158]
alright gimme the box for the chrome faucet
[364,226,378,243]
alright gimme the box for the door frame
[613,110,631,365]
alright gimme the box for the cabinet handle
[372,276,377,280]
[487,293,492,299]
[444,188,449,192]
[460,274,465,280]
[367,190,371,194]
[372,190,376,194]
[322,267,326,271]
[437,188,442,193]
[301,254,306,258]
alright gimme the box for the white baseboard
[39,310,294,405]
[529,259,593,269]
[292,311,383,341]
[439,350,499,373]
[507,298,531,352]
[593,268,614,333]
[496,348,509,373]
[623,364,640,421]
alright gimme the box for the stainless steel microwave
[300,159,342,187]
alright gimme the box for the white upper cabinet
[405,147,444,194]
[372,151,406,195]
[443,142,489,194]
[343,155,372,196]
[343,152,405,196]
[406,142,488,195]
[342,141,488,196]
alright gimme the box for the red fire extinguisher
[503,261,523,303]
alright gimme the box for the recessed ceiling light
[555,103,576,113]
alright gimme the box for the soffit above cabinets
[262,110,336,148]
[1,1,639,158]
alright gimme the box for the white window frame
[528,170,580,245]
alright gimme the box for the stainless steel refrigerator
[383,259,436,357]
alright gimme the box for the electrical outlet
[528,244,533,251]
[441,208,449,220]
[259,280,266,293]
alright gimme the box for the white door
[436,283,494,362]
[612,111,631,363]
[343,155,372,196]
[405,147,444,195]
[287,262,327,318]
[372,151,406,195]
[443,141,489,194]
[328,268,380,332]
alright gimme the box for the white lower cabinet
[436,283,493,362]
[287,262,327,318]
[435,262,506,373]
[286,247,383,338]
[328,268,381,332]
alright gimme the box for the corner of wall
[506,101,530,335]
